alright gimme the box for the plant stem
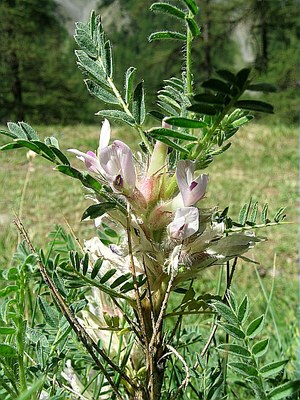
[14,216,135,399]
[16,262,27,392]
[99,55,153,155]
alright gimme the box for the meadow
[0,119,298,383]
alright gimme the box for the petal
[176,160,208,206]
[187,174,208,206]
[68,149,101,174]
[99,119,111,152]
[99,140,136,193]
[168,207,199,240]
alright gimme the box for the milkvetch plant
[0,1,299,400]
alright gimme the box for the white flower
[99,140,136,194]
[167,207,199,240]
[176,160,208,207]
[67,119,111,175]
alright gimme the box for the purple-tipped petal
[68,149,101,174]
[168,207,199,240]
[99,140,136,193]
[176,160,208,206]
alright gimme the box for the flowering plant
[0,2,298,400]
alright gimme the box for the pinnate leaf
[218,344,251,358]
[267,380,300,400]
[246,315,264,338]
[237,295,249,324]
[229,362,258,377]
[133,81,146,124]
[164,117,207,128]
[149,31,186,42]
[150,3,186,20]
[81,202,116,221]
[252,338,269,358]
[260,360,288,378]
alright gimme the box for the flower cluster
[69,121,262,290]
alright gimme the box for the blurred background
[0,0,299,125]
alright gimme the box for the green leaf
[49,146,70,165]
[153,136,189,154]
[32,140,56,160]
[249,201,258,223]
[45,136,59,148]
[96,110,135,125]
[104,40,113,77]
[0,343,17,357]
[74,29,97,58]
[133,81,146,124]
[238,203,249,225]
[246,315,264,338]
[260,360,288,378]
[38,297,59,328]
[89,10,96,38]
[0,140,41,153]
[193,93,225,105]
[7,122,27,139]
[218,344,251,358]
[70,251,81,271]
[212,301,238,325]
[229,362,258,377]
[187,103,219,115]
[148,31,186,42]
[81,202,116,221]
[75,50,108,86]
[19,122,38,140]
[26,327,49,348]
[235,100,274,114]
[218,323,245,340]
[0,285,18,297]
[236,68,251,89]
[150,3,186,20]
[0,128,17,139]
[180,0,198,15]
[252,338,269,358]
[261,203,269,224]
[91,258,104,279]
[202,79,232,95]
[100,269,117,284]
[237,295,249,324]
[247,83,277,93]
[148,110,165,122]
[273,207,286,223]
[53,272,68,297]
[186,17,201,37]
[216,69,237,85]
[231,115,253,128]
[110,273,131,289]
[0,327,16,334]
[267,380,300,400]
[82,253,89,276]
[85,80,118,104]
[164,117,207,128]
[125,67,136,105]
[56,165,102,192]
[16,377,45,400]
[148,127,198,141]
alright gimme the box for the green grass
[0,121,298,372]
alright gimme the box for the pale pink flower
[99,140,136,194]
[68,119,111,174]
[176,160,208,206]
[167,207,199,240]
